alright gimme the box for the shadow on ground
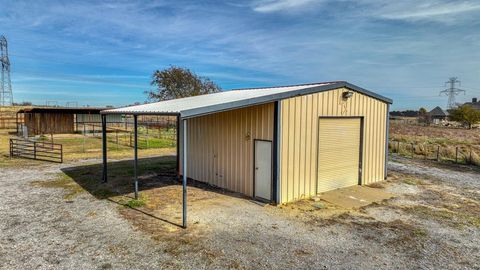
[60,155,249,228]
[61,155,179,199]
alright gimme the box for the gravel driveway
[0,157,479,269]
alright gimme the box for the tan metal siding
[279,87,388,203]
[184,103,274,196]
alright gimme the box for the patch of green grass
[125,199,146,208]
[32,173,85,200]
[137,137,176,149]
[123,193,148,208]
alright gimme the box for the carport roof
[18,107,109,114]
[102,81,392,118]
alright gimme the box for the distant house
[463,98,480,110]
[428,106,448,124]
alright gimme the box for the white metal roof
[102,81,392,118]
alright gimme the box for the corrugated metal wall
[185,103,274,196]
[279,87,388,203]
[76,114,123,123]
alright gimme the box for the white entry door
[254,140,272,201]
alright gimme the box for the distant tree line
[12,101,33,106]
[390,110,419,117]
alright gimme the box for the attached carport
[100,81,392,228]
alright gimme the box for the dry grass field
[0,106,28,129]
[390,122,480,146]
[389,122,480,165]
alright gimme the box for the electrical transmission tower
[439,77,465,109]
[1,35,14,106]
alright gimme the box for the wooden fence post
[146,132,149,149]
[116,130,119,150]
[455,147,459,163]
[397,141,400,153]
[411,143,415,158]
[83,130,86,153]
[436,145,440,162]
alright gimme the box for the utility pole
[0,35,14,106]
[439,77,465,109]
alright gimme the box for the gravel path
[1,158,479,269]
[0,163,175,269]
[389,156,480,190]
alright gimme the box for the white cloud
[374,1,480,22]
[252,0,321,13]
[250,0,480,23]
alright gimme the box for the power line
[439,77,465,109]
[0,35,14,106]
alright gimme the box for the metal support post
[102,114,108,183]
[134,115,139,199]
[182,119,187,228]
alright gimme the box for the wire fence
[79,123,176,150]
[389,140,480,166]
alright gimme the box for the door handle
[255,167,259,170]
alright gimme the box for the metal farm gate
[10,138,63,163]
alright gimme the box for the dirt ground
[0,155,479,269]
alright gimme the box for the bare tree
[146,66,221,101]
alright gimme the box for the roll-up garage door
[317,118,362,193]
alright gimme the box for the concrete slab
[318,185,393,209]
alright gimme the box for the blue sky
[1,0,480,110]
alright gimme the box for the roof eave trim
[342,82,393,104]
[100,110,180,116]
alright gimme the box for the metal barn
[100,81,392,227]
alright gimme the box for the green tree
[418,107,427,116]
[418,107,430,125]
[449,105,480,129]
[146,66,221,101]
